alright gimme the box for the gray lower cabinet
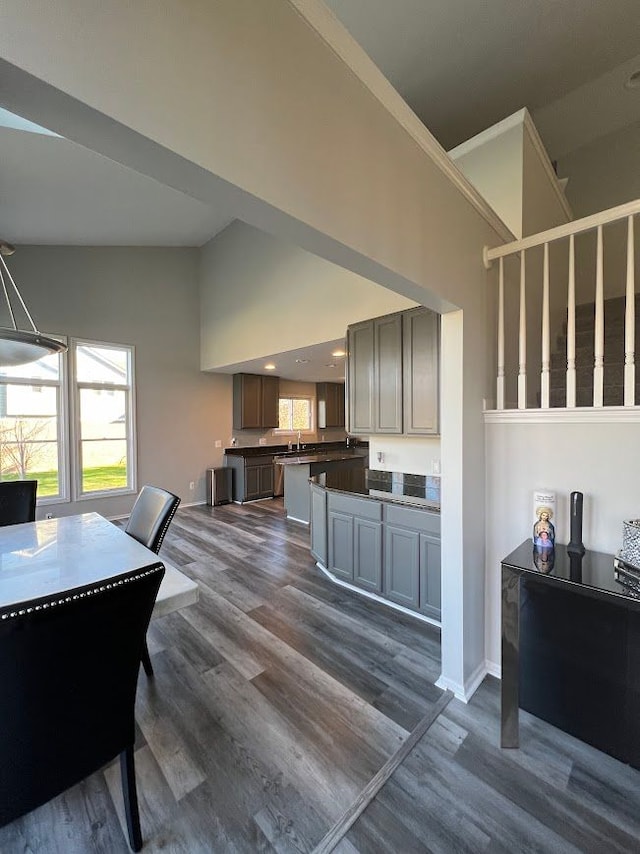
[384,503,441,619]
[310,483,327,565]
[419,533,441,619]
[225,454,274,502]
[319,489,440,619]
[327,492,382,591]
[384,524,420,609]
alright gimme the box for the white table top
[0,512,163,610]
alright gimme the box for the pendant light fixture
[0,240,67,366]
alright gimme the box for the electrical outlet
[258,438,267,445]
[45,512,54,520]
[215,439,222,448]
[189,481,195,490]
[433,459,441,475]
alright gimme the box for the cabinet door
[403,307,439,435]
[259,462,274,498]
[327,382,345,427]
[374,314,403,434]
[347,322,374,434]
[328,511,354,582]
[419,533,441,620]
[244,464,261,501]
[261,375,280,428]
[384,524,419,609]
[233,374,262,429]
[310,484,327,565]
[354,518,382,592]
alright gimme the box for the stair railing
[484,198,640,410]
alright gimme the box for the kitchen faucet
[297,430,301,451]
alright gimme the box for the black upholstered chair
[0,563,165,851]
[0,480,37,526]
[125,485,181,676]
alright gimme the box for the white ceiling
[213,339,347,384]
[325,0,640,153]
[2,2,640,381]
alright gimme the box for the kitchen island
[309,468,441,622]
[273,451,365,524]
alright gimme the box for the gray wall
[10,245,232,517]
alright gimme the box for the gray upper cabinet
[403,307,439,435]
[374,314,403,434]
[233,373,280,429]
[347,322,375,434]
[346,307,439,436]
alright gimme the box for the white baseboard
[436,660,488,703]
[485,658,501,679]
[315,563,441,630]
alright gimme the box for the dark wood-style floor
[2,500,640,852]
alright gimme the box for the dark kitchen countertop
[273,451,361,465]
[311,468,440,513]
[225,441,367,458]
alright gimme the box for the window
[72,341,135,497]
[0,338,136,504]
[277,396,313,433]
[0,350,67,500]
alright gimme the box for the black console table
[501,541,640,766]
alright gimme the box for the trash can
[207,467,232,506]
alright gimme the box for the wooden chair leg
[141,639,154,677]
[120,745,143,852]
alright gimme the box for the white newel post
[518,251,527,409]
[625,215,636,407]
[566,234,576,408]
[540,242,550,408]
[593,225,604,407]
[497,257,505,410]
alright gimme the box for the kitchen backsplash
[230,427,347,448]
[367,469,441,505]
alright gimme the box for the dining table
[0,511,198,617]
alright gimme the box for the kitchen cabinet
[327,492,382,592]
[224,454,274,502]
[346,307,439,436]
[403,307,439,435]
[310,483,327,565]
[383,503,441,618]
[316,382,345,428]
[233,373,279,429]
[346,321,374,434]
[419,533,441,619]
[317,488,440,618]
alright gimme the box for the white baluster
[540,242,550,408]
[624,215,635,406]
[497,257,505,409]
[518,250,527,409]
[566,234,576,408]
[593,225,604,406]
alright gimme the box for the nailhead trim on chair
[153,498,180,555]
[0,564,164,621]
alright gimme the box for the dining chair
[0,480,37,526]
[0,563,165,851]
[125,484,181,676]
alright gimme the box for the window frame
[275,394,315,435]
[70,338,137,501]
[0,337,69,505]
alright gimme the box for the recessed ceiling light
[325,363,336,368]
[264,363,276,370]
[295,358,310,364]
[332,349,346,357]
[625,69,640,89]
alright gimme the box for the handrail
[483,197,640,268]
